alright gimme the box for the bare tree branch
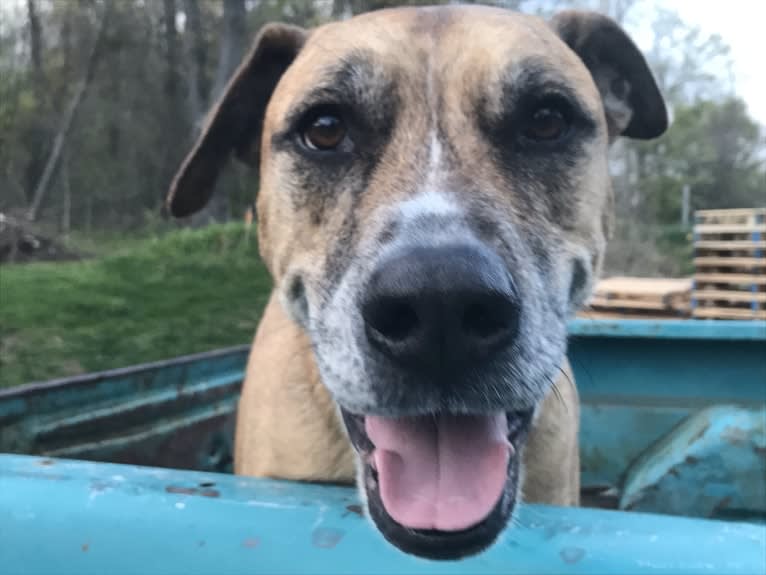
[26,3,111,222]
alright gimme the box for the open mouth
[340,408,533,559]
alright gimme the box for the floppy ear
[165,23,307,218]
[551,10,668,141]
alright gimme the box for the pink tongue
[365,413,511,532]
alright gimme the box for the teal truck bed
[2,319,765,574]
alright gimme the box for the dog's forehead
[267,6,600,122]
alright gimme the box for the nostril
[364,297,419,342]
[462,294,517,342]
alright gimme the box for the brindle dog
[165,6,667,560]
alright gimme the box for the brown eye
[302,114,347,151]
[524,107,568,142]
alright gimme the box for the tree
[189,0,247,224]
[182,0,209,125]
[21,0,46,206]
[212,0,247,100]
[608,6,738,217]
[26,2,111,222]
[640,98,765,224]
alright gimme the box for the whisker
[544,371,568,415]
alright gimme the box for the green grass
[0,224,272,387]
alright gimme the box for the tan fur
[522,364,580,505]
[234,294,356,482]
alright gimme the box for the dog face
[167,6,666,560]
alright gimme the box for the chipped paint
[242,538,260,549]
[312,503,329,531]
[245,500,298,510]
[722,426,748,444]
[344,504,364,518]
[620,406,766,519]
[560,547,586,564]
[568,319,766,340]
[165,485,220,498]
[311,527,344,549]
[88,482,113,504]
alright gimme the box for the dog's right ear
[165,24,307,218]
[551,11,667,141]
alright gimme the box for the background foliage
[1,0,763,248]
[0,0,764,383]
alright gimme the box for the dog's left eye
[302,113,349,151]
[521,98,573,143]
[523,106,569,142]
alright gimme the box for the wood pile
[583,276,692,319]
[691,208,766,320]
[0,213,81,264]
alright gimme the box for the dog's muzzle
[339,243,534,559]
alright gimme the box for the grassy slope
[0,224,272,387]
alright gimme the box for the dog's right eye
[301,112,350,152]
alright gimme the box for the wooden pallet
[692,307,766,320]
[694,209,766,251]
[691,290,766,303]
[694,207,766,226]
[693,262,766,301]
[694,240,766,251]
[692,281,766,302]
[692,281,766,318]
[587,277,691,317]
[692,209,766,319]
[694,273,766,285]
[693,256,766,270]
[577,309,683,321]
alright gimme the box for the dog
[165,5,667,560]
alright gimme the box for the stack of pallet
[692,208,766,320]
[584,276,692,319]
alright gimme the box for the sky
[636,0,766,125]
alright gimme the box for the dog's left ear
[551,10,668,141]
[165,23,307,218]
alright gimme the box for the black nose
[361,244,520,373]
